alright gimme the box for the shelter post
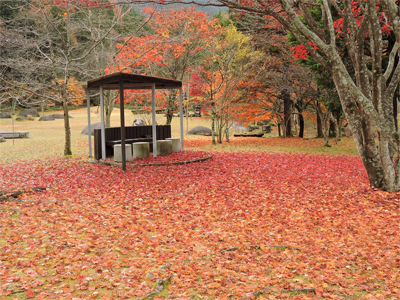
[86,88,92,157]
[179,87,184,151]
[119,79,127,171]
[100,86,106,160]
[152,83,157,157]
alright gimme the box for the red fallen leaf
[26,289,34,298]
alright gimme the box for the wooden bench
[106,138,152,146]
[94,125,171,160]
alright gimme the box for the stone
[19,108,40,117]
[0,137,5,143]
[114,144,132,162]
[0,131,29,138]
[229,122,253,132]
[166,138,181,152]
[250,125,260,130]
[156,140,172,156]
[132,142,150,159]
[262,125,272,133]
[187,126,214,136]
[133,118,145,126]
[81,122,102,136]
[0,112,12,119]
[52,113,73,119]
[39,115,55,121]
[16,116,28,121]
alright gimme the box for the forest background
[0,0,342,151]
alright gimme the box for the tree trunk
[277,123,281,137]
[329,121,336,138]
[63,98,72,156]
[394,91,398,132]
[316,103,323,138]
[282,89,292,137]
[323,124,330,147]
[315,104,331,147]
[298,113,304,138]
[105,91,115,128]
[334,114,344,142]
[211,94,216,145]
[165,91,177,125]
[331,71,386,189]
[225,127,230,142]
[41,101,45,117]
[12,99,17,115]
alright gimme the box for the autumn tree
[2,0,138,155]
[112,6,218,124]
[190,24,263,144]
[229,13,317,139]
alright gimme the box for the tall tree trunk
[298,113,304,138]
[281,89,292,137]
[317,107,330,147]
[40,101,45,117]
[105,91,115,128]
[165,91,177,125]
[394,88,398,132]
[331,114,344,142]
[12,98,17,115]
[225,104,230,142]
[63,97,72,156]
[317,109,323,138]
[332,71,385,190]
[211,93,216,145]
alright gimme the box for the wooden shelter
[86,72,184,171]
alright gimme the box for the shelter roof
[86,72,182,90]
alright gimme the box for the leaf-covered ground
[1,150,400,299]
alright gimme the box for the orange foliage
[67,78,86,106]
[107,7,219,106]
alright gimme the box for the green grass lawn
[0,107,358,162]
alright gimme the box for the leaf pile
[105,150,212,166]
[0,152,399,299]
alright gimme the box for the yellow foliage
[54,78,86,106]
[67,79,86,106]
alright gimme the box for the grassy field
[0,107,358,162]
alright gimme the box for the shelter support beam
[100,86,106,160]
[179,87,184,151]
[120,79,127,171]
[152,83,157,157]
[86,89,92,157]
